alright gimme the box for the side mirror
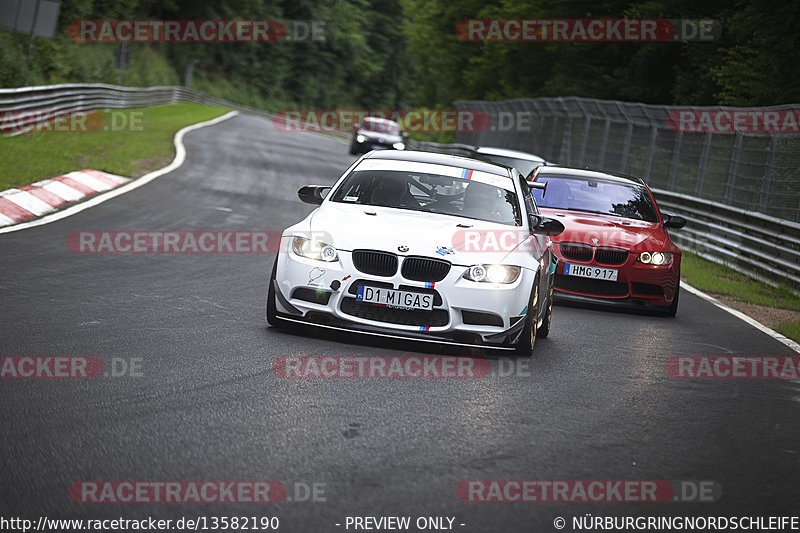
[297,185,331,205]
[529,214,564,236]
[663,213,687,229]
[353,123,360,132]
[527,180,547,197]
[402,132,409,140]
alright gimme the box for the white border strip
[682,282,800,354]
[0,111,238,234]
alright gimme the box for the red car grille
[594,247,628,266]
[560,242,593,261]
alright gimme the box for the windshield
[531,175,659,222]
[330,170,521,226]
[361,118,401,134]
[473,153,544,177]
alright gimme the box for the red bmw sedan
[529,166,686,316]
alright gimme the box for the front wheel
[514,281,539,356]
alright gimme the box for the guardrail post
[759,135,778,211]
[695,132,712,196]
[724,134,743,204]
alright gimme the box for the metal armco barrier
[0,83,351,141]
[651,188,800,290]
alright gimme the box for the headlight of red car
[637,251,674,266]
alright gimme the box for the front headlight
[463,264,521,284]
[292,236,338,262]
[393,142,405,150]
[638,251,673,266]
[356,134,366,143]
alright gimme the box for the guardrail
[0,83,351,141]
[651,189,800,290]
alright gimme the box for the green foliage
[1,0,797,117]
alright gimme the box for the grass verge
[680,251,800,343]
[0,103,230,190]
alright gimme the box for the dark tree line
[1,0,797,108]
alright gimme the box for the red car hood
[540,208,667,251]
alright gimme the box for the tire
[266,257,281,328]
[663,282,680,317]
[536,282,554,338]
[514,281,539,356]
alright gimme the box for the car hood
[295,202,530,265]
[541,208,666,250]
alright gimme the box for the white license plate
[356,285,433,310]
[563,263,618,281]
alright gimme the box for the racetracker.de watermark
[457,480,721,502]
[0,356,142,378]
[68,20,325,42]
[0,110,144,134]
[456,19,720,42]
[67,231,281,253]
[273,110,491,133]
[69,481,287,503]
[667,356,800,379]
[667,109,800,133]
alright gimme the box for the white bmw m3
[266,150,564,355]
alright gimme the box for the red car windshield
[532,175,659,223]
[361,118,400,133]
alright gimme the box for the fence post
[667,131,683,191]
[695,132,712,196]
[575,99,591,167]
[759,135,778,211]
[597,109,611,169]
[724,134,743,204]
[643,125,659,181]
[618,102,634,174]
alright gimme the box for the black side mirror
[663,214,687,229]
[527,180,547,197]
[297,185,331,205]
[402,132,409,140]
[529,214,565,236]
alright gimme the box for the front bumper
[552,253,679,309]
[273,248,535,349]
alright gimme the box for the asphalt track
[1,113,799,531]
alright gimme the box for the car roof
[533,165,646,186]
[365,150,511,177]
[475,146,546,162]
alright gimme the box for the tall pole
[26,0,42,70]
